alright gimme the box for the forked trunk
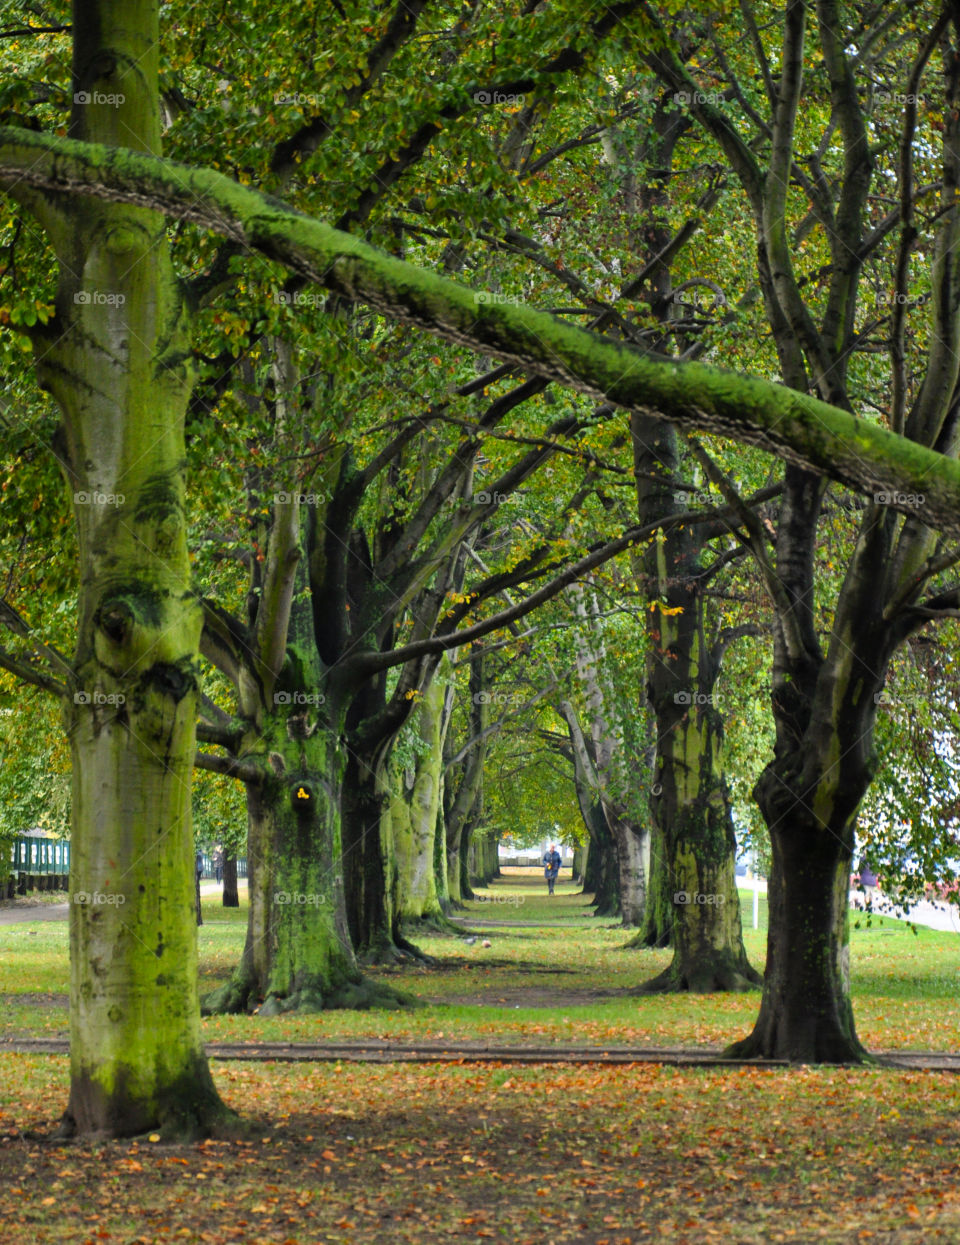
[203,733,362,1014]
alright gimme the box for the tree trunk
[392,678,446,922]
[726,816,862,1061]
[222,855,239,908]
[582,806,620,917]
[572,843,585,885]
[637,825,672,948]
[641,704,759,992]
[610,817,649,928]
[203,733,372,1013]
[459,820,476,901]
[37,0,230,1138]
[635,413,759,992]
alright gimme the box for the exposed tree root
[636,953,762,995]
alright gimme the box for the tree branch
[3,128,960,530]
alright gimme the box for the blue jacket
[543,850,561,878]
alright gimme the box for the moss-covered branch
[4,126,960,531]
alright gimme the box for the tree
[0,0,233,1135]
[643,0,960,1058]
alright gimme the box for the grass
[2,870,960,1242]
[3,871,957,1051]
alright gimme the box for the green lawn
[1,871,957,1052]
[2,871,960,1243]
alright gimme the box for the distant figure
[212,845,224,885]
[543,843,562,896]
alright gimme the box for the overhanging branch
[2,128,960,531]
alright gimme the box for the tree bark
[726,818,862,1061]
[391,676,446,922]
[203,729,366,1014]
[222,855,239,908]
[34,0,231,1138]
[635,413,759,992]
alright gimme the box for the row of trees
[4,0,960,1138]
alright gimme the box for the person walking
[543,843,562,896]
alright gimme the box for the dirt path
[4,1034,959,1071]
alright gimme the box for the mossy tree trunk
[443,648,488,907]
[637,825,672,948]
[391,673,447,922]
[203,718,363,1014]
[20,0,231,1138]
[634,417,759,992]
